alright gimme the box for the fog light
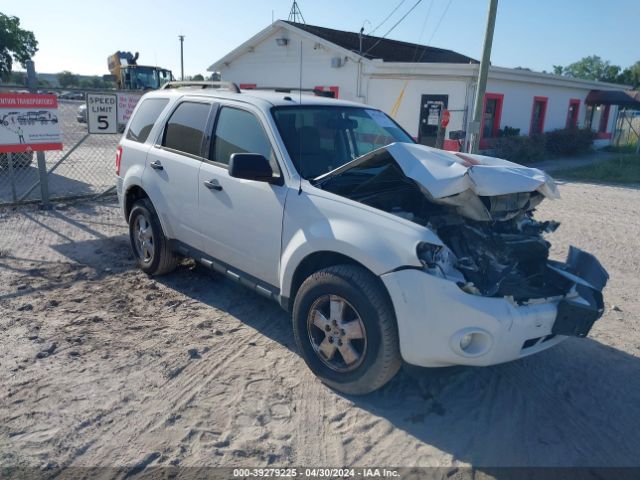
[460,333,473,351]
[451,329,493,357]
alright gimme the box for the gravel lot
[0,181,639,471]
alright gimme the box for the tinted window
[211,107,275,168]
[163,102,211,156]
[126,98,169,143]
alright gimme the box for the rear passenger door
[197,105,288,287]
[142,99,213,249]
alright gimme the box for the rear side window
[211,107,275,168]
[162,102,211,157]
[126,98,169,143]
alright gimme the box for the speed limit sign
[87,93,117,134]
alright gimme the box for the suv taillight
[115,146,123,176]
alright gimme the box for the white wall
[219,27,360,99]
[486,78,594,134]
[365,76,470,139]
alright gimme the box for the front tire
[292,265,401,395]
[128,198,179,275]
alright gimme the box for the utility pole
[468,0,498,153]
[178,35,185,81]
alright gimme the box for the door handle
[150,160,163,170]
[203,179,223,191]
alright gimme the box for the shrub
[498,125,521,137]
[493,134,547,163]
[544,128,596,156]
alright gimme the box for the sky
[5,0,639,77]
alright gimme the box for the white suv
[116,82,608,394]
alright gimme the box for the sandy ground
[1,182,639,471]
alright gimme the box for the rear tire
[128,198,179,275]
[292,265,401,395]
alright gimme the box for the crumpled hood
[384,142,560,200]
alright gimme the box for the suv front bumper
[380,247,607,368]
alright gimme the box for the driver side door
[197,105,289,288]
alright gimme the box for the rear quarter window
[126,98,169,143]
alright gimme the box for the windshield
[272,106,413,179]
[127,67,160,90]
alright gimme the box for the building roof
[586,89,640,108]
[283,21,477,64]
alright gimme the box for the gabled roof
[283,21,478,64]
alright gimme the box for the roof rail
[161,81,241,93]
[249,86,336,98]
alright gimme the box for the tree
[618,61,640,89]
[561,55,621,82]
[0,13,38,81]
[57,70,79,87]
[552,65,564,75]
[191,73,204,81]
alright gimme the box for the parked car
[116,84,608,394]
[76,104,87,123]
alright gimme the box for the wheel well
[124,185,149,221]
[288,251,387,311]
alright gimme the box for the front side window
[211,107,275,169]
[126,98,169,143]
[272,106,413,179]
[162,101,211,157]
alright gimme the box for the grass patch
[553,156,640,184]
[602,143,638,154]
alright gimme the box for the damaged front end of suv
[313,143,608,362]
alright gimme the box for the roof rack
[161,81,240,93]
[249,86,336,98]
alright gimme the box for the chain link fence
[0,85,122,207]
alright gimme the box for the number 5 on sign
[87,93,117,134]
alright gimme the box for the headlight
[416,242,443,268]
[417,242,466,283]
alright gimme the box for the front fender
[279,189,441,299]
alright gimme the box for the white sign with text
[87,93,117,134]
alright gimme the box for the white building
[208,20,630,151]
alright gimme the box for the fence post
[26,61,51,209]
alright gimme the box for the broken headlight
[416,242,465,282]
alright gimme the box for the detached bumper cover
[550,247,608,337]
[381,246,608,368]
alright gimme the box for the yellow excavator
[107,51,173,90]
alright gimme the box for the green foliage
[561,55,620,82]
[191,73,204,81]
[553,156,640,184]
[602,143,638,154]
[493,134,547,163]
[498,126,520,137]
[9,70,25,85]
[493,128,597,163]
[554,55,640,88]
[57,70,79,87]
[544,128,596,156]
[618,61,640,89]
[0,13,38,80]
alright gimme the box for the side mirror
[229,153,274,182]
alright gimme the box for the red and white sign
[117,92,143,126]
[0,94,62,153]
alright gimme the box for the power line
[362,0,424,58]
[426,0,453,46]
[410,0,434,63]
[369,0,407,36]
